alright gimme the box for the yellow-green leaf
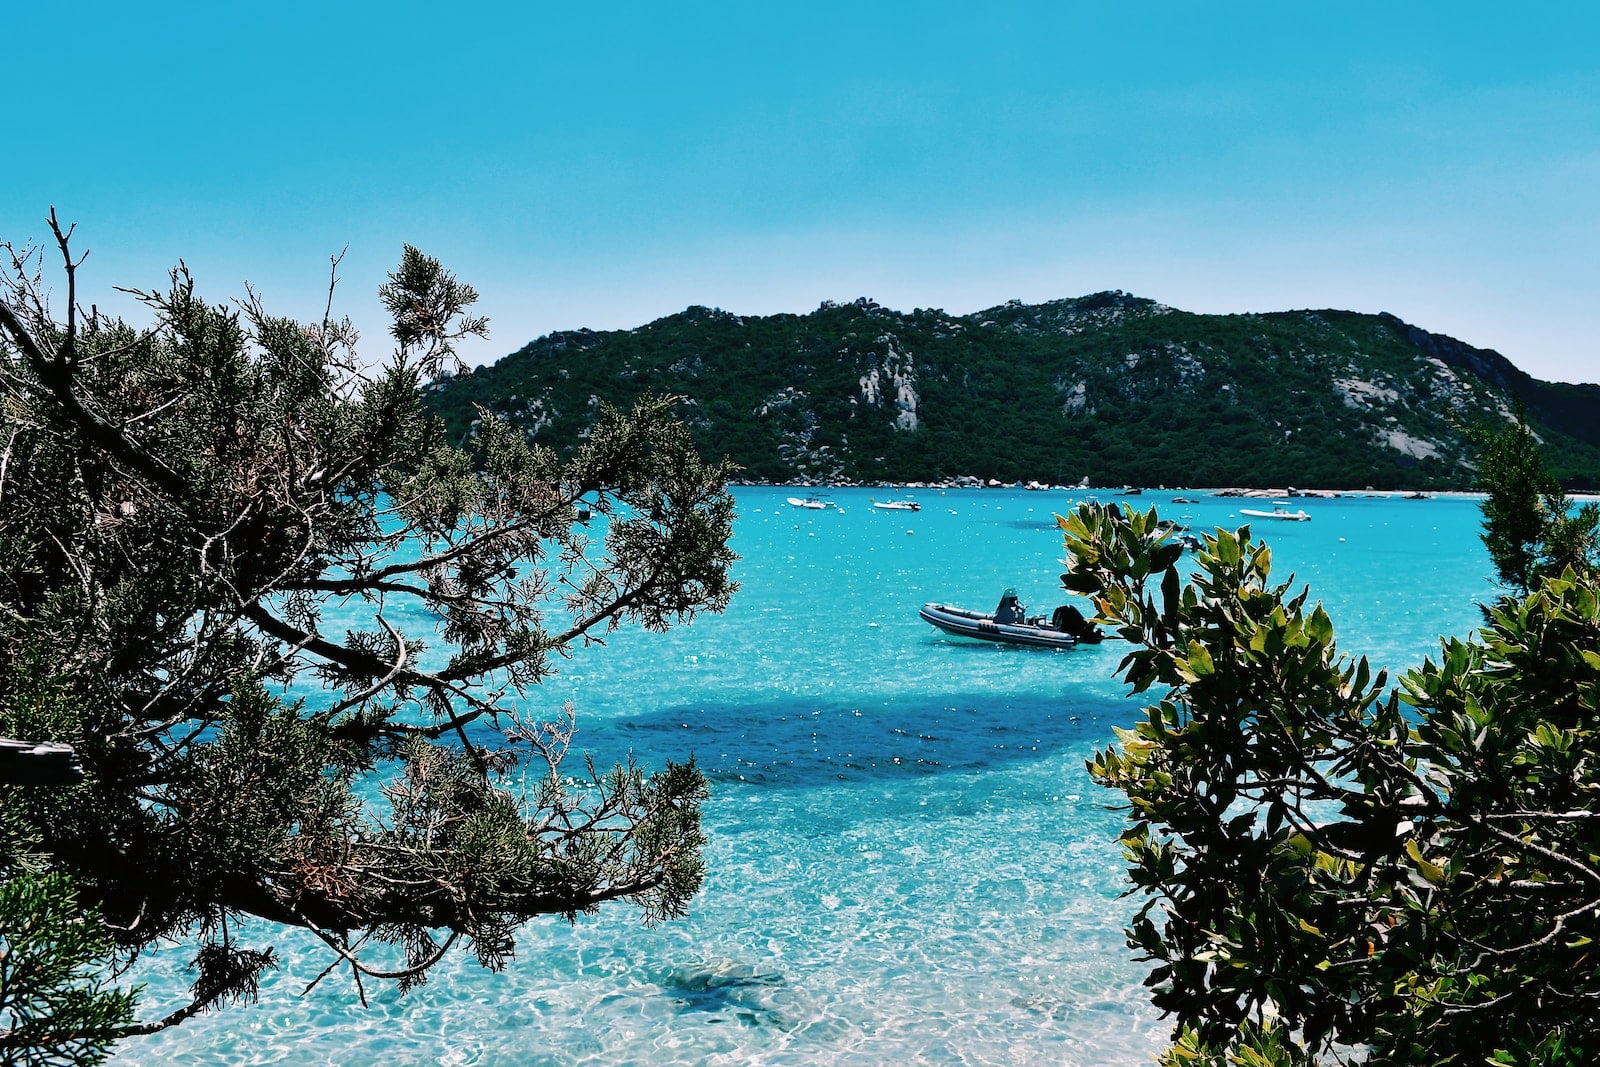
[1405,839,1446,886]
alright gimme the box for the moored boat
[919,590,1102,649]
[872,499,921,511]
[787,496,832,510]
[1239,500,1311,521]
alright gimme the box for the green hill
[423,294,1600,490]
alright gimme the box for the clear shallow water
[114,488,1492,1066]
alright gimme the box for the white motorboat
[1239,501,1311,522]
[872,500,921,511]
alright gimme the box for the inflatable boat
[919,591,1102,650]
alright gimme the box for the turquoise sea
[114,487,1494,1066]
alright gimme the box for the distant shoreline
[732,479,1499,500]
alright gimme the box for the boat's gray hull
[918,603,1081,650]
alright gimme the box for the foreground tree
[1470,406,1599,596]
[0,871,137,1065]
[0,213,736,1047]
[1063,471,1600,1064]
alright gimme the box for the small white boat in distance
[787,496,832,510]
[872,499,921,511]
[1240,500,1311,521]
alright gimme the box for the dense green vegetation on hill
[425,293,1600,490]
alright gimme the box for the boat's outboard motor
[1051,604,1103,643]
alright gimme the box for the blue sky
[6,2,1598,382]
